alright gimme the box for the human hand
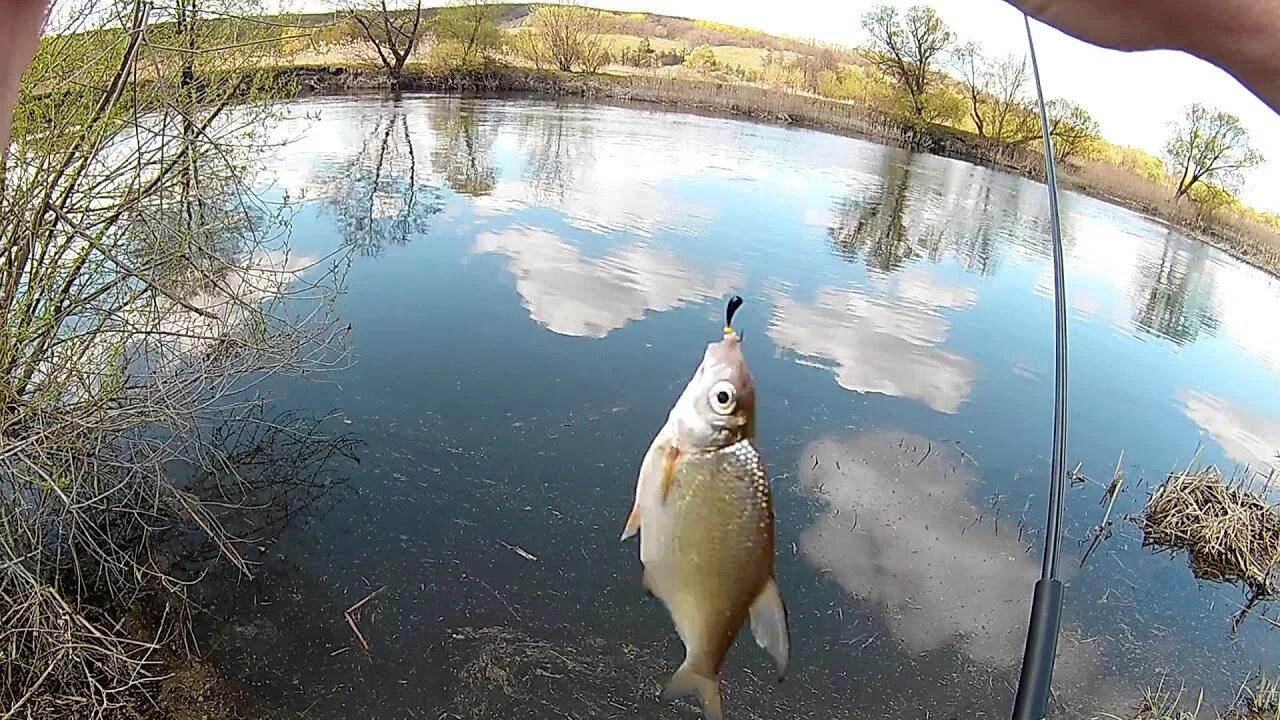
[1006,0,1280,111]
[1,0,49,152]
[1006,0,1234,52]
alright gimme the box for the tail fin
[661,659,723,720]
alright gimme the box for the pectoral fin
[659,445,680,501]
[749,577,790,678]
[621,506,642,540]
[621,427,677,541]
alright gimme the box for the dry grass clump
[1141,467,1280,602]
[1136,675,1280,720]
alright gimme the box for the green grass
[707,45,794,72]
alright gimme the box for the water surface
[198,95,1280,719]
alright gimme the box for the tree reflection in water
[321,112,441,256]
[1130,230,1221,345]
[827,148,918,273]
[518,105,594,205]
[432,103,497,197]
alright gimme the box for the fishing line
[1011,14,1070,720]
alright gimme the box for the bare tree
[0,0,347,714]
[347,0,423,87]
[952,42,987,136]
[525,3,615,73]
[1165,103,1264,199]
[987,53,1030,141]
[953,43,1030,142]
[861,4,953,119]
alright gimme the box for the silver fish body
[622,326,788,720]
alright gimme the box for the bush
[684,44,718,73]
[922,86,968,126]
[507,28,545,69]
[431,1,503,70]
[524,4,615,72]
[428,40,475,72]
[619,37,659,68]
[311,16,364,46]
[817,66,868,100]
[654,45,685,66]
[1188,182,1241,215]
[1104,144,1168,185]
[761,50,803,90]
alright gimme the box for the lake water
[196,95,1280,719]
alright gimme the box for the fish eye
[708,380,737,415]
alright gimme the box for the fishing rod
[1011,14,1070,720]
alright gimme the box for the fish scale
[643,439,781,720]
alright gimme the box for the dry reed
[1141,467,1280,601]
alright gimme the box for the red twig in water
[344,585,387,652]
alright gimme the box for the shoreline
[266,64,1280,278]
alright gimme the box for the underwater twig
[916,441,933,467]
[345,585,387,652]
[952,441,977,467]
[498,540,538,562]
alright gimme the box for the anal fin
[749,577,790,679]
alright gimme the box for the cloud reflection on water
[797,429,1115,709]
[799,430,1033,662]
[474,227,741,338]
[1179,389,1280,472]
[768,270,977,413]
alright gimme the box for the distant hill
[270,4,849,58]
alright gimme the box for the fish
[621,296,788,720]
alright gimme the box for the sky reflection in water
[200,96,1280,719]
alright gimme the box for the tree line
[331,0,1264,209]
[859,4,1263,202]
[336,0,619,84]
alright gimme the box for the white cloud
[1210,257,1280,372]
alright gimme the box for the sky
[574,0,1280,212]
